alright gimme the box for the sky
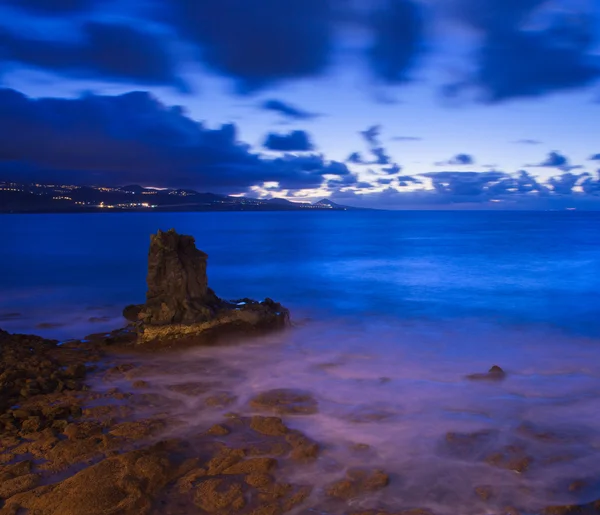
[1,0,600,209]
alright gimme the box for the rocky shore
[1,231,600,514]
[123,229,289,345]
[2,329,600,514]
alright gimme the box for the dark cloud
[581,171,600,195]
[0,22,183,89]
[368,0,423,83]
[360,125,382,147]
[2,0,93,14]
[359,124,393,165]
[382,163,402,174]
[590,154,600,161]
[530,151,582,172]
[261,99,320,120]
[397,175,422,184]
[514,139,542,145]
[391,136,422,142]
[377,178,394,185]
[450,0,600,101]
[539,151,568,168]
[263,130,315,152]
[0,88,349,192]
[171,0,333,92]
[372,148,391,165]
[436,153,475,166]
[422,170,509,196]
[548,172,588,195]
[346,152,364,164]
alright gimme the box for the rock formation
[123,229,289,343]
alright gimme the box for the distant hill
[313,198,368,210]
[0,181,365,213]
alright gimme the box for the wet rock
[250,416,289,436]
[0,473,40,498]
[205,424,230,436]
[326,468,390,500]
[0,460,32,480]
[475,485,494,501]
[206,447,247,475]
[466,365,506,381]
[122,304,143,323]
[286,431,320,461]
[222,457,277,475]
[129,229,289,343]
[250,389,318,415]
[4,444,177,515]
[541,501,600,515]
[517,422,572,444]
[132,380,149,389]
[194,477,246,512]
[205,392,238,408]
[167,381,216,396]
[485,445,533,473]
[108,418,167,440]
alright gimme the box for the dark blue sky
[1,0,600,208]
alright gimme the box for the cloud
[548,172,589,195]
[530,151,582,172]
[0,88,349,192]
[590,154,600,161]
[360,125,382,147]
[539,151,568,168]
[397,175,422,183]
[581,171,600,195]
[514,139,542,145]
[382,163,402,174]
[171,0,333,92]
[261,99,320,120]
[449,0,600,101]
[422,170,509,196]
[391,136,422,141]
[263,130,315,152]
[0,22,184,89]
[372,148,391,165]
[436,153,475,166]
[346,152,364,164]
[368,0,424,83]
[359,124,393,165]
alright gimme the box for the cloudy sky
[1,0,600,208]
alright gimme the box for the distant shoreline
[0,206,356,215]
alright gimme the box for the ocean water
[2,210,600,514]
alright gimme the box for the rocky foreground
[2,329,600,515]
[0,327,391,515]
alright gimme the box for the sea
[2,210,600,514]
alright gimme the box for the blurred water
[2,211,600,514]
[1,210,599,338]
